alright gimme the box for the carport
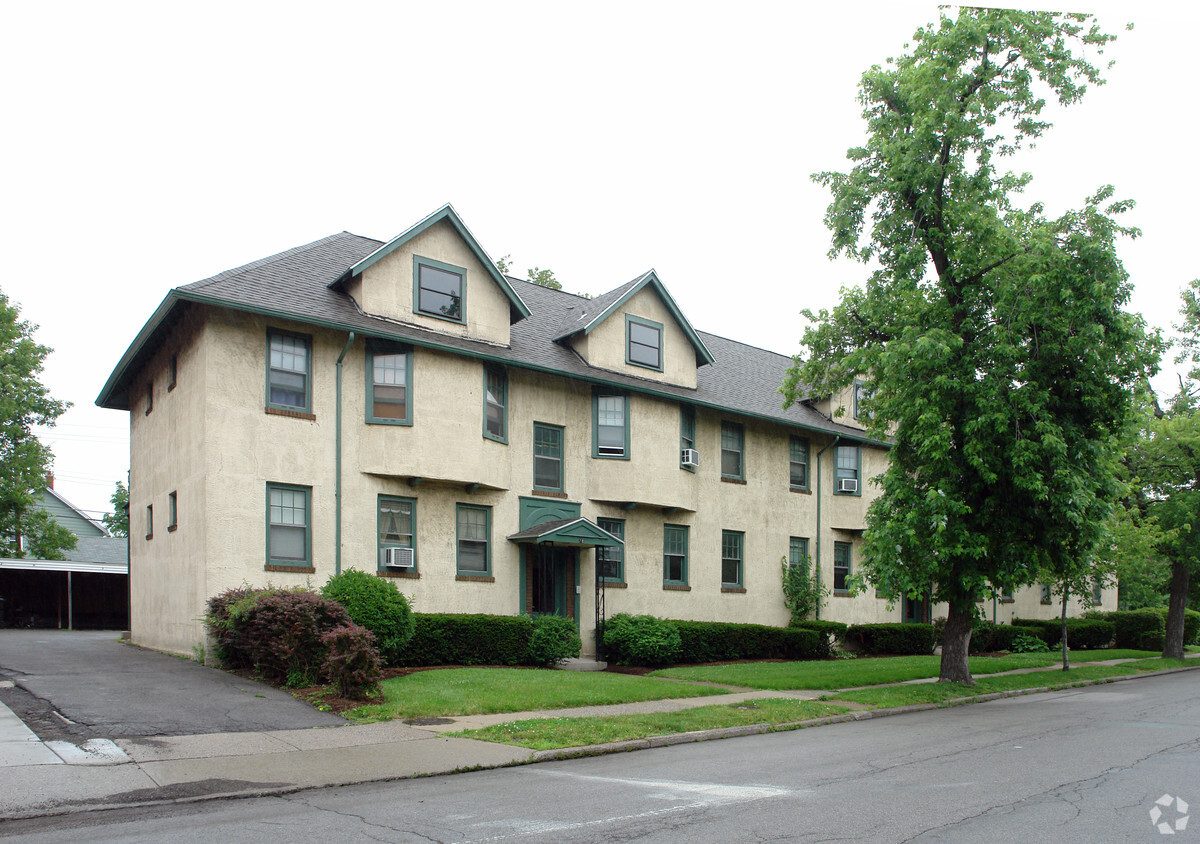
[0,537,128,630]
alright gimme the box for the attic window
[626,315,663,371]
[414,256,465,324]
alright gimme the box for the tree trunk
[939,603,975,684]
[1060,586,1070,672]
[1163,559,1191,659]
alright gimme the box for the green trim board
[455,503,491,576]
[596,517,624,582]
[483,365,508,443]
[790,436,810,490]
[506,517,623,547]
[556,269,715,367]
[265,328,313,413]
[377,495,416,572]
[518,496,581,531]
[592,389,630,460]
[833,540,852,592]
[365,340,413,426]
[266,482,311,568]
[337,203,530,321]
[412,255,467,325]
[679,405,696,472]
[833,444,862,496]
[625,314,664,372]
[533,422,565,492]
[663,523,689,586]
[96,290,884,451]
[721,421,744,480]
[721,529,744,587]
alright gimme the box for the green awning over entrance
[506,517,623,548]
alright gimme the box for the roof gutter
[335,331,356,575]
[813,435,841,620]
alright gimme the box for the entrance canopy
[506,517,623,548]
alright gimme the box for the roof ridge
[186,232,382,293]
[696,328,797,363]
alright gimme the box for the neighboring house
[96,205,1111,657]
[0,482,129,629]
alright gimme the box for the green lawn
[649,649,1160,690]
[452,699,849,750]
[344,668,729,721]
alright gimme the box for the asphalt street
[5,670,1196,842]
[0,630,343,741]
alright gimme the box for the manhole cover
[404,717,456,726]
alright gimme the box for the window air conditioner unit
[681,448,700,468]
[383,547,415,568]
[838,478,859,493]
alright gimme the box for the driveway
[0,630,344,741]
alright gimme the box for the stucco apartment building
[98,205,1107,657]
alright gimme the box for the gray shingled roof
[98,230,877,445]
[64,536,129,568]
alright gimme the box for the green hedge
[790,620,848,659]
[1012,617,1114,649]
[603,614,681,666]
[398,613,535,666]
[673,620,820,663]
[846,623,935,655]
[1109,609,1164,650]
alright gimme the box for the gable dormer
[333,205,529,346]
[554,270,714,389]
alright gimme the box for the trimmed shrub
[1110,609,1165,650]
[321,569,415,665]
[846,623,935,655]
[526,615,583,667]
[603,614,681,666]
[320,624,383,699]
[1065,618,1114,650]
[673,620,820,662]
[399,613,535,666]
[235,590,357,686]
[791,620,848,659]
[205,586,265,668]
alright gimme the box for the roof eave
[579,271,716,367]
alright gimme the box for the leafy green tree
[493,255,562,289]
[783,10,1156,683]
[0,289,72,559]
[102,480,129,538]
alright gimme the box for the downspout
[335,332,356,575]
[813,435,841,621]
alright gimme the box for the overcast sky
[2,1,1195,522]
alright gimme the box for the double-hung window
[626,315,663,371]
[533,423,564,492]
[414,256,465,323]
[594,392,629,458]
[267,330,311,412]
[834,445,861,495]
[833,541,851,592]
[788,536,809,568]
[367,343,412,424]
[663,524,688,586]
[680,405,696,471]
[378,496,416,571]
[484,366,507,442]
[721,421,744,480]
[597,518,624,582]
[267,483,310,568]
[456,504,490,576]
[721,530,744,588]
[790,437,809,490]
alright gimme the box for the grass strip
[822,658,1194,709]
[451,699,849,750]
[345,668,729,721]
[650,649,1159,691]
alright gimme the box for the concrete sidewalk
[1,656,1196,821]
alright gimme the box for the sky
[2,1,1196,523]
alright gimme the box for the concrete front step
[559,658,608,671]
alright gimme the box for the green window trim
[167,491,177,532]
[266,483,311,568]
[721,530,744,588]
[833,541,851,593]
[680,405,696,472]
[721,421,744,480]
[533,422,565,492]
[455,503,491,576]
[378,495,417,572]
[266,329,313,413]
[788,536,809,567]
[413,255,467,325]
[145,504,153,540]
[790,436,810,490]
[592,390,630,460]
[626,314,664,372]
[596,517,625,583]
[483,365,508,443]
[663,524,689,586]
[833,444,862,496]
[366,341,413,426]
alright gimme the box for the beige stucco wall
[128,308,210,655]
[569,286,699,389]
[352,219,513,346]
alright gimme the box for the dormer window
[626,315,663,371]
[414,256,465,323]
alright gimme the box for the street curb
[4,663,1197,822]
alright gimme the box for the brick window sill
[377,570,420,579]
[456,574,496,583]
[663,584,691,592]
[265,564,316,574]
[721,586,747,594]
[790,487,812,495]
[265,406,316,421]
[720,477,747,485]
[530,489,568,499]
[833,590,854,598]
[600,581,628,588]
